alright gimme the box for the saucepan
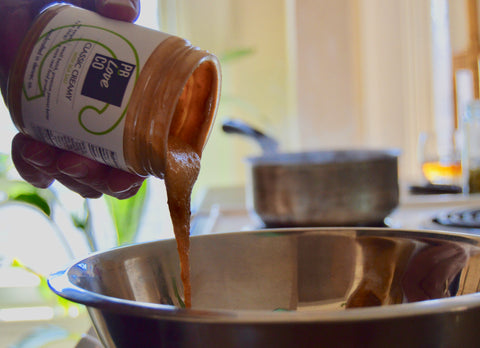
[222,119,400,227]
[49,228,480,347]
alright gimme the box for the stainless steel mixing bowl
[49,228,480,347]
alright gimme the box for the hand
[1,0,145,199]
[12,133,145,199]
[0,0,140,97]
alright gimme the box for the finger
[0,4,31,97]
[95,0,140,22]
[106,168,145,199]
[52,172,104,199]
[13,134,104,198]
[11,133,54,188]
[57,151,145,199]
[23,149,104,198]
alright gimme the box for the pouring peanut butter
[165,137,201,308]
[6,3,220,309]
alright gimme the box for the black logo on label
[81,54,136,107]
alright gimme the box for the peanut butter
[165,137,201,308]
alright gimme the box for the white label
[21,6,170,171]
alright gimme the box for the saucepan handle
[222,118,279,155]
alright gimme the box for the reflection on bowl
[49,228,480,348]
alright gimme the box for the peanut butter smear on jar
[165,137,201,308]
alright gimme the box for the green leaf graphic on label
[23,25,140,135]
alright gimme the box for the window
[162,0,449,185]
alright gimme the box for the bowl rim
[48,227,480,324]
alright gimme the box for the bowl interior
[64,228,480,314]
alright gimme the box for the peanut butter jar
[7,4,221,178]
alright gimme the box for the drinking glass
[418,132,461,185]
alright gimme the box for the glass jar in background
[418,131,462,186]
[462,100,480,194]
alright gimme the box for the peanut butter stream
[165,137,201,308]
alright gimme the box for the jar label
[20,6,169,171]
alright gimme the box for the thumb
[95,0,140,22]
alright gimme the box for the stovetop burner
[433,208,480,229]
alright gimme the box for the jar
[7,3,221,178]
[462,100,480,193]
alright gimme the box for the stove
[386,191,480,234]
[432,208,480,230]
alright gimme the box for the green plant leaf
[71,212,88,230]
[0,153,11,178]
[0,178,55,217]
[70,200,97,251]
[219,48,255,64]
[9,192,51,216]
[0,153,55,217]
[105,180,148,246]
[11,258,83,314]
[0,178,40,196]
